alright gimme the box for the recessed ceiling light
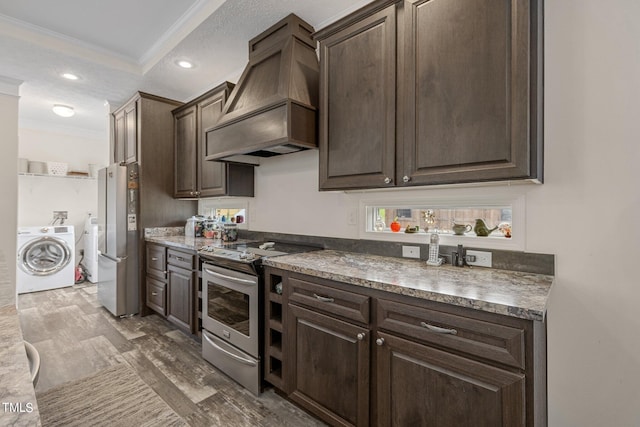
[176,60,194,69]
[62,73,79,80]
[52,104,75,117]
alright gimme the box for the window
[371,207,511,236]
[199,199,249,228]
[361,194,524,250]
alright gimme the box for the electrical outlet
[465,250,492,268]
[402,246,421,259]
[347,208,357,225]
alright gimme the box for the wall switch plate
[466,250,492,268]
[402,246,421,259]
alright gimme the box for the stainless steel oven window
[207,282,250,336]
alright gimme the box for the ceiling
[0,0,371,138]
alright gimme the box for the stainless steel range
[199,241,320,395]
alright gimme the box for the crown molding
[0,76,23,96]
[140,0,226,73]
[0,14,141,75]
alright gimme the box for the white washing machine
[17,226,75,294]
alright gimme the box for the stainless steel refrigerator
[97,163,139,316]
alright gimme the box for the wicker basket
[47,162,68,176]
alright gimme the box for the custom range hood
[205,14,319,164]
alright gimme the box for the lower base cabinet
[144,243,197,334]
[376,331,526,427]
[167,264,195,333]
[287,304,370,427]
[264,267,546,427]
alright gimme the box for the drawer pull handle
[175,256,184,261]
[151,257,158,261]
[376,338,385,346]
[420,322,457,335]
[313,293,334,303]
[151,292,158,296]
[356,333,365,341]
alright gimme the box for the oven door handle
[203,331,257,367]
[204,268,256,285]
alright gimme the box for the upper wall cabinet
[315,0,543,190]
[113,99,138,164]
[173,82,255,198]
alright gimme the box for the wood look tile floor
[18,283,326,426]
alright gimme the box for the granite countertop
[144,226,259,252]
[0,253,41,426]
[145,235,259,252]
[263,250,553,321]
[145,235,211,251]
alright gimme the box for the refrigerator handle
[98,251,127,263]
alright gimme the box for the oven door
[201,263,259,358]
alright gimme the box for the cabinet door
[376,331,526,427]
[124,101,138,164]
[197,93,227,197]
[174,105,198,197]
[113,110,125,164]
[402,0,540,185]
[167,264,194,333]
[318,5,396,190]
[287,304,369,427]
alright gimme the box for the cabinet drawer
[288,277,370,324]
[167,249,195,269]
[146,277,166,316]
[146,244,166,281]
[377,299,525,369]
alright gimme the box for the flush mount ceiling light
[175,60,194,69]
[61,73,79,80]
[52,104,75,117]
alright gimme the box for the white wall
[17,128,108,257]
[0,77,21,306]
[202,2,640,424]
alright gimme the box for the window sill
[362,230,523,251]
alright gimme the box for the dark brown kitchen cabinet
[174,105,197,196]
[314,0,543,190]
[145,244,167,316]
[145,243,197,334]
[266,268,547,427]
[316,3,397,190]
[113,109,125,164]
[167,264,195,334]
[287,304,370,427]
[112,98,138,164]
[166,248,196,334]
[376,331,526,427]
[173,82,255,198]
[264,271,285,390]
